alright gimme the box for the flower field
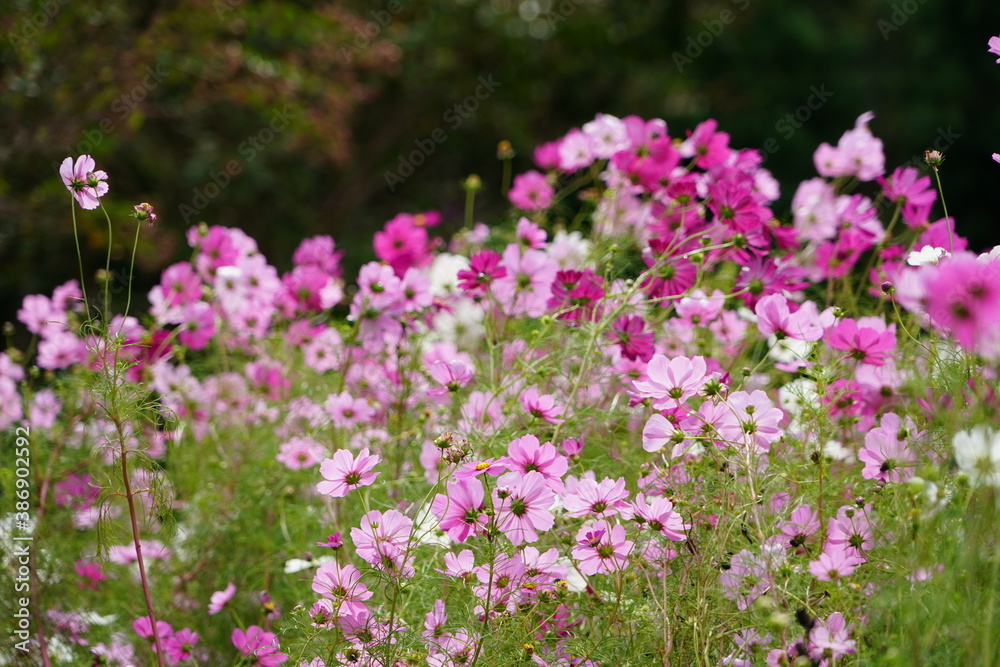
[3,36,1000,667]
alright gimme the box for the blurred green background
[2,0,999,330]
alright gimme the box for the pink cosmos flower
[922,251,1000,351]
[177,301,216,351]
[642,412,691,456]
[316,448,381,498]
[606,316,655,362]
[679,118,731,170]
[437,549,476,579]
[520,387,566,424]
[490,245,558,317]
[432,478,489,542]
[324,391,375,429]
[374,213,434,277]
[778,505,820,548]
[563,476,633,520]
[457,250,506,296]
[877,166,936,228]
[754,294,826,342]
[509,171,554,210]
[720,549,770,610]
[546,268,604,322]
[631,493,689,541]
[316,533,343,549]
[311,562,373,617]
[809,544,864,581]
[557,128,595,171]
[813,112,884,181]
[208,582,237,615]
[351,509,414,577]
[640,241,698,300]
[133,616,172,651]
[707,179,769,233]
[164,628,199,662]
[502,435,568,490]
[60,155,108,209]
[989,35,1000,63]
[807,612,856,661]
[276,436,326,471]
[74,559,105,590]
[825,317,896,366]
[493,471,556,545]
[572,520,634,575]
[827,505,875,557]
[858,412,917,484]
[515,217,547,249]
[717,390,784,452]
[632,354,707,410]
[293,234,343,278]
[231,625,287,666]
[427,359,474,395]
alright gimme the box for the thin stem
[501,156,512,197]
[122,220,142,322]
[101,203,114,321]
[464,182,477,229]
[70,197,91,316]
[931,169,953,252]
[119,435,167,666]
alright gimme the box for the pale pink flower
[60,155,108,209]
[632,354,708,409]
[208,582,236,615]
[316,448,381,497]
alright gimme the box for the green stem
[70,197,91,318]
[123,220,142,323]
[464,185,476,229]
[101,202,114,322]
[932,169,953,252]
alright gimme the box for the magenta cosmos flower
[60,155,108,210]
[231,625,287,667]
[502,434,568,490]
[572,519,634,575]
[508,170,554,211]
[311,561,373,617]
[316,448,381,497]
[431,477,489,542]
[492,470,555,545]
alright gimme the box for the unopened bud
[496,140,515,160]
[463,174,482,192]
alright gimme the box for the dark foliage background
[2,0,999,332]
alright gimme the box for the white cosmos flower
[906,245,949,266]
[953,427,1000,489]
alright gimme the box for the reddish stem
[120,441,166,666]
